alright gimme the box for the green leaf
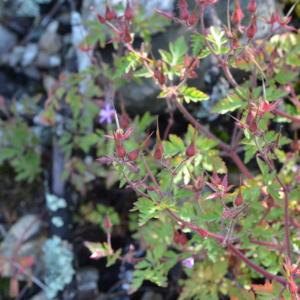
[131,197,158,226]
[169,37,188,66]
[191,34,205,56]
[256,157,269,177]
[212,92,245,114]
[206,26,229,55]
[180,86,209,103]
[275,69,298,84]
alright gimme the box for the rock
[36,52,61,68]
[142,291,163,300]
[82,0,175,20]
[21,43,38,67]
[39,21,62,54]
[30,292,48,300]
[77,267,99,300]
[7,46,24,66]
[119,78,165,114]
[0,25,17,55]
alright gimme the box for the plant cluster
[1,0,300,299]
[85,0,300,299]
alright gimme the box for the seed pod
[128,149,139,161]
[186,142,196,157]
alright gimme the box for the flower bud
[186,142,196,157]
[179,0,189,21]
[105,5,117,21]
[173,230,188,245]
[116,142,126,159]
[154,143,164,160]
[154,69,166,85]
[128,149,139,161]
[103,215,112,231]
[123,25,132,43]
[232,0,244,24]
[188,13,198,26]
[247,0,256,14]
[247,16,257,39]
[124,2,134,20]
[97,14,106,24]
[234,189,243,206]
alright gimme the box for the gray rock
[8,46,24,66]
[119,78,165,114]
[77,267,99,300]
[39,21,62,54]
[30,292,48,300]
[21,43,38,67]
[142,291,163,300]
[0,25,17,55]
[82,0,175,19]
[36,52,61,68]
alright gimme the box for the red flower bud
[247,0,256,14]
[154,143,164,160]
[247,16,257,39]
[231,0,244,24]
[124,2,134,20]
[128,149,139,161]
[188,13,198,26]
[186,142,196,157]
[173,230,188,245]
[105,5,117,21]
[123,25,132,43]
[234,189,243,206]
[179,0,189,20]
[97,14,106,24]
[180,9,189,21]
[103,215,112,231]
[154,69,165,85]
[179,0,188,10]
[116,142,126,159]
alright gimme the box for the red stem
[175,101,253,179]
[273,109,300,124]
[167,208,287,285]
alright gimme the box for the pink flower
[182,257,194,269]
